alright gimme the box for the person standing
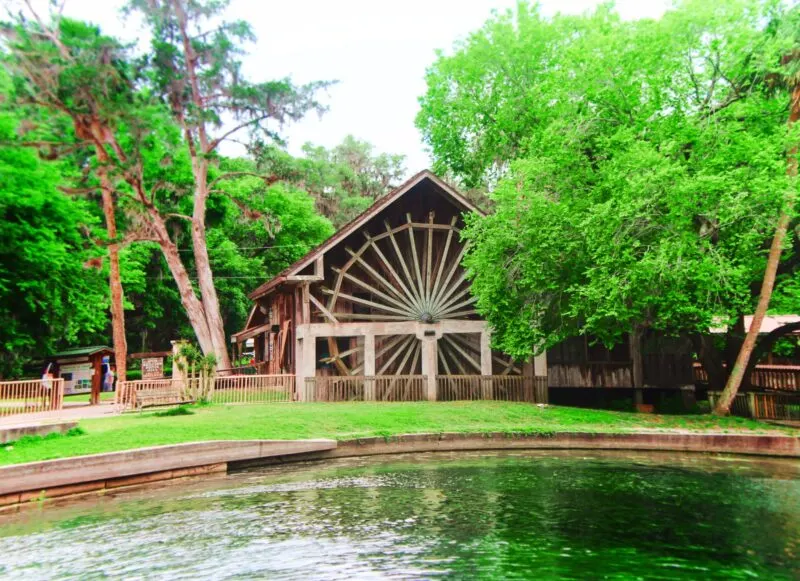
[103,365,115,393]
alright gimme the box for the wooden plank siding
[694,363,800,391]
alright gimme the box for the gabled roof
[50,345,113,358]
[248,170,483,300]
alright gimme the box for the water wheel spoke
[406,214,427,309]
[386,220,425,307]
[377,335,415,375]
[333,264,416,316]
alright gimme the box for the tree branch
[205,114,271,153]
[207,171,281,190]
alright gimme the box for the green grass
[0,402,795,466]
[63,392,116,403]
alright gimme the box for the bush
[153,405,194,417]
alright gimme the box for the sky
[46,0,670,176]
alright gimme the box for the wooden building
[45,345,114,405]
[233,171,545,400]
[547,334,694,390]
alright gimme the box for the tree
[714,7,800,414]
[120,159,334,352]
[2,1,331,369]
[256,135,406,227]
[0,99,107,376]
[419,1,798,391]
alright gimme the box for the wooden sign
[141,357,164,379]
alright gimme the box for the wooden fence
[212,374,294,404]
[707,390,800,421]
[118,373,551,408]
[303,375,549,403]
[0,378,64,417]
[694,363,800,391]
[437,375,548,403]
[304,376,427,402]
[118,375,294,409]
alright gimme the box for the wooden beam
[378,335,415,375]
[308,293,338,324]
[386,220,424,307]
[430,216,458,305]
[406,213,426,307]
[232,323,272,342]
[425,211,434,299]
[320,288,414,317]
[296,320,487,338]
[430,245,469,310]
[364,237,424,313]
[332,266,412,315]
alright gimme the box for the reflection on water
[0,450,797,580]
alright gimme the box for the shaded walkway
[0,402,119,429]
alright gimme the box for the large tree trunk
[714,82,800,415]
[146,207,217,357]
[97,162,127,397]
[191,160,232,370]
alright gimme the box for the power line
[176,244,309,252]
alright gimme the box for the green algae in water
[0,450,797,580]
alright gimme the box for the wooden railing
[212,374,294,404]
[437,375,548,403]
[707,390,800,420]
[304,376,427,402]
[116,378,196,408]
[118,375,293,408]
[694,362,800,391]
[0,378,64,417]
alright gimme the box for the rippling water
[0,450,798,580]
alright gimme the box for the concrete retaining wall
[334,431,800,458]
[0,422,78,444]
[1,432,797,509]
[0,439,336,507]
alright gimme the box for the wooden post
[295,335,316,402]
[363,333,376,401]
[90,353,101,406]
[421,336,438,401]
[301,283,311,324]
[171,340,189,394]
[480,330,492,399]
[630,327,644,406]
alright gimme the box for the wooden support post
[421,337,438,401]
[480,330,492,399]
[295,336,316,402]
[301,283,311,324]
[364,333,376,401]
[90,354,101,406]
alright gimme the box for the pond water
[0,451,798,580]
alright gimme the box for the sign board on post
[141,357,164,380]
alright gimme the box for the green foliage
[152,405,194,417]
[0,88,107,376]
[421,0,800,358]
[257,135,406,227]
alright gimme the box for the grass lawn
[1,402,796,466]
[63,392,116,403]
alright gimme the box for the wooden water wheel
[318,212,518,376]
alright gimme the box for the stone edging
[0,432,797,509]
[331,431,800,459]
[0,439,335,507]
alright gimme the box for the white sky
[50,0,669,176]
